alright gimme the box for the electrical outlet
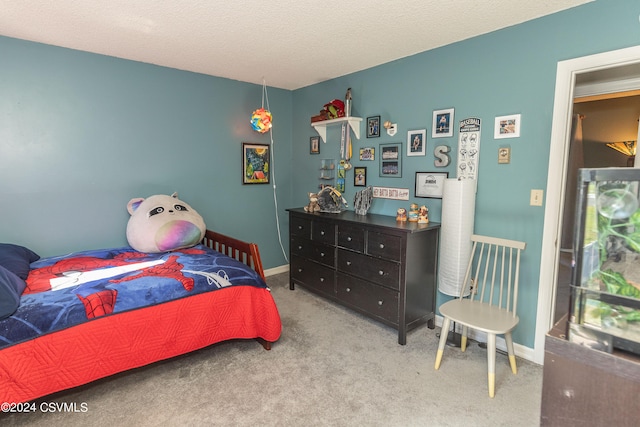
[530,189,543,206]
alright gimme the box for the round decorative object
[251,108,273,133]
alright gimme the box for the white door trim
[534,45,640,365]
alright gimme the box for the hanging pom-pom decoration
[250,108,273,133]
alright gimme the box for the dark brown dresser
[287,208,440,345]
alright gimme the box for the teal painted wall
[1,0,638,349]
[291,0,640,348]
[0,36,293,268]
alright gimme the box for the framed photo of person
[354,167,367,186]
[407,129,426,156]
[367,116,381,138]
[310,136,320,154]
[432,108,454,138]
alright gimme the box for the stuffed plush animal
[304,192,321,213]
[126,193,206,253]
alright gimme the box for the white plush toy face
[126,193,206,253]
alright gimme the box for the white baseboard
[434,315,538,365]
[265,264,289,277]
[263,266,538,365]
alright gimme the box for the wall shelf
[311,117,362,143]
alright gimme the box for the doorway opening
[553,93,640,324]
[534,45,640,365]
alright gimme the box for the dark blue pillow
[0,265,26,319]
[0,243,40,280]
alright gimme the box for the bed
[0,230,282,404]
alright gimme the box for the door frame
[534,45,640,364]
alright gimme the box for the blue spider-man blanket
[0,244,267,350]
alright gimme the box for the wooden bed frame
[202,230,265,280]
[202,230,271,350]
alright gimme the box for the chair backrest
[458,234,527,316]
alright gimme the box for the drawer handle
[298,225,303,230]
[379,270,384,276]
[346,261,352,266]
[320,252,325,257]
[347,236,352,241]
[379,243,385,249]
[298,268,303,273]
[298,245,303,250]
[320,277,324,282]
[346,287,351,293]
[378,300,384,306]
[320,230,325,236]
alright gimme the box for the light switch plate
[530,189,543,206]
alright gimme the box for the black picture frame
[415,171,448,198]
[242,142,270,184]
[354,167,367,186]
[310,136,320,154]
[367,115,381,138]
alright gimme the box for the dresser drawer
[311,243,335,267]
[337,248,400,290]
[290,236,334,266]
[290,255,335,295]
[290,215,311,238]
[337,223,365,252]
[367,232,402,262]
[337,273,399,324]
[312,220,336,245]
[290,235,312,257]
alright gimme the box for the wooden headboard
[202,230,265,280]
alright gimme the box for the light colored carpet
[1,273,543,426]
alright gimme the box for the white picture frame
[407,129,426,156]
[432,108,454,138]
[494,114,521,139]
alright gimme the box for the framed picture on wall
[310,136,320,154]
[242,142,270,184]
[494,114,521,139]
[415,171,448,198]
[360,147,375,161]
[432,108,455,138]
[407,129,427,156]
[354,167,367,186]
[380,143,402,178]
[367,116,381,138]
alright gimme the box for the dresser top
[287,208,440,234]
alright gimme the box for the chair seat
[439,299,519,334]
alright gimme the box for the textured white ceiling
[0,0,592,90]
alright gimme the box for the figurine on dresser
[418,205,429,224]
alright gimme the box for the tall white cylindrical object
[438,179,476,297]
